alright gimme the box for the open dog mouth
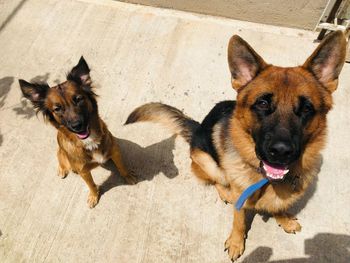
[260,161,289,181]
[75,126,90,140]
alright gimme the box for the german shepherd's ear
[67,56,91,86]
[227,35,268,91]
[19,79,49,111]
[303,31,347,93]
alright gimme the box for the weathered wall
[118,0,327,30]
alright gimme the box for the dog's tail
[125,102,200,143]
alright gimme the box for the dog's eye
[301,104,313,114]
[255,99,269,111]
[74,95,84,105]
[53,105,62,113]
[251,93,273,117]
[297,97,315,117]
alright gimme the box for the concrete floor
[0,0,349,262]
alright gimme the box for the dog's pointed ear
[303,31,346,93]
[228,35,268,91]
[67,56,91,85]
[19,79,49,109]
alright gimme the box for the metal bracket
[315,0,350,61]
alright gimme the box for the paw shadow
[100,135,178,195]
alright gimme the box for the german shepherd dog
[126,31,347,260]
[19,57,136,208]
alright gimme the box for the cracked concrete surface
[0,0,349,262]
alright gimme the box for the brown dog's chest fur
[57,118,113,172]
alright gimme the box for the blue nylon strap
[235,178,269,210]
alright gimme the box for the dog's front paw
[57,167,69,179]
[125,171,137,185]
[87,191,100,208]
[275,214,302,234]
[224,234,245,261]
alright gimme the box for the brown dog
[19,57,136,208]
[126,31,347,260]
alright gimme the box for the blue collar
[235,178,269,210]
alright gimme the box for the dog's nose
[268,141,293,160]
[71,120,83,131]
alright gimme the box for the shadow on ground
[100,136,178,195]
[0,76,15,146]
[0,0,28,33]
[289,155,323,215]
[242,233,350,263]
[13,99,37,119]
[0,76,13,108]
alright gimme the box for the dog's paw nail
[87,193,99,208]
[126,177,137,185]
[224,236,245,261]
[57,171,68,179]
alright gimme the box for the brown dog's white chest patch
[82,135,100,151]
[92,152,107,164]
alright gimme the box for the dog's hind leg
[190,149,232,203]
[190,161,215,184]
[190,149,227,185]
[215,184,234,204]
[57,148,71,179]
[111,141,137,185]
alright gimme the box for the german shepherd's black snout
[256,123,302,166]
[268,141,294,160]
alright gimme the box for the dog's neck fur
[81,113,103,151]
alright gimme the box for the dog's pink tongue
[262,161,289,180]
[77,131,89,139]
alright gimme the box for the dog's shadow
[288,157,322,216]
[242,233,350,262]
[99,135,178,195]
